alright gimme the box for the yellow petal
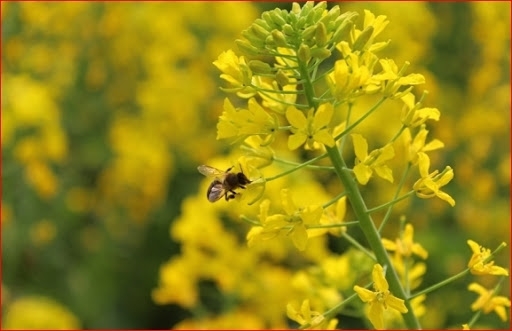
[281,189,296,216]
[313,130,335,147]
[352,133,368,161]
[372,264,388,292]
[368,301,385,330]
[374,165,394,183]
[386,294,408,313]
[353,286,376,303]
[291,224,308,251]
[353,164,372,185]
[288,133,307,150]
[313,103,333,128]
[286,106,308,129]
[417,152,430,178]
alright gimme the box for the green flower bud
[297,16,307,30]
[269,9,287,27]
[241,29,265,48]
[332,19,353,44]
[261,12,278,30]
[320,6,340,27]
[310,47,331,61]
[265,35,276,48]
[276,69,290,87]
[299,1,314,19]
[236,39,261,56]
[302,25,317,41]
[271,29,289,47]
[254,18,271,31]
[352,26,374,52]
[308,2,327,23]
[291,2,301,15]
[315,22,327,47]
[248,60,272,75]
[251,23,270,40]
[283,24,295,36]
[298,43,311,63]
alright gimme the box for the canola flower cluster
[152,2,510,329]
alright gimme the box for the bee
[197,165,252,202]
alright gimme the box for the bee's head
[237,172,252,185]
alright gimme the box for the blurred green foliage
[1,1,510,329]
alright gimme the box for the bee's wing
[207,181,226,202]
[197,165,226,178]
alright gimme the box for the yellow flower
[354,264,408,330]
[286,103,335,151]
[403,126,444,164]
[213,49,254,97]
[382,223,428,260]
[217,97,279,145]
[468,282,511,322]
[352,133,394,185]
[467,240,509,276]
[400,92,440,128]
[286,299,338,329]
[373,59,425,99]
[413,152,455,206]
[349,10,390,53]
[327,52,379,102]
[248,189,324,251]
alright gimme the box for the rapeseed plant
[190,2,510,329]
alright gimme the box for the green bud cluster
[237,1,358,63]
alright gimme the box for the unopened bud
[248,60,272,75]
[298,43,311,63]
[276,69,290,87]
[352,26,374,52]
[271,29,288,47]
[236,39,260,56]
[315,22,327,47]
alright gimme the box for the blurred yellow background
[1,2,510,329]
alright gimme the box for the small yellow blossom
[352,133,394,185]
[213,49,255,97]
[320,196,347,237]
[350,10,390,53]
[286,103,335,151]
[287,299,338,329]
[468,282,511,322]
[382,223,428,260]
[403,126,444,164]
[373,59,425,99]
[413,152,455,206]
[327,52,380,102]
[354,264,408,330]
[462,323,470,330]
[400,92,440,128]
[247,189,324,251]
[467,240,509,276]
[217,97,279,145]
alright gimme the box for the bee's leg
[226,190,237,200]
[225,166,233,172]
[239,185,246,189]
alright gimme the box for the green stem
[342,232,376,261]
[274,157,334,170]
[297,43,420,329]
[367,190,415,215]
[322,190,346,209]
[334,97,387,141]
[265,153,328,182]
[409,268,470,299]
[378,165,413,232]
[326,147,421,329]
